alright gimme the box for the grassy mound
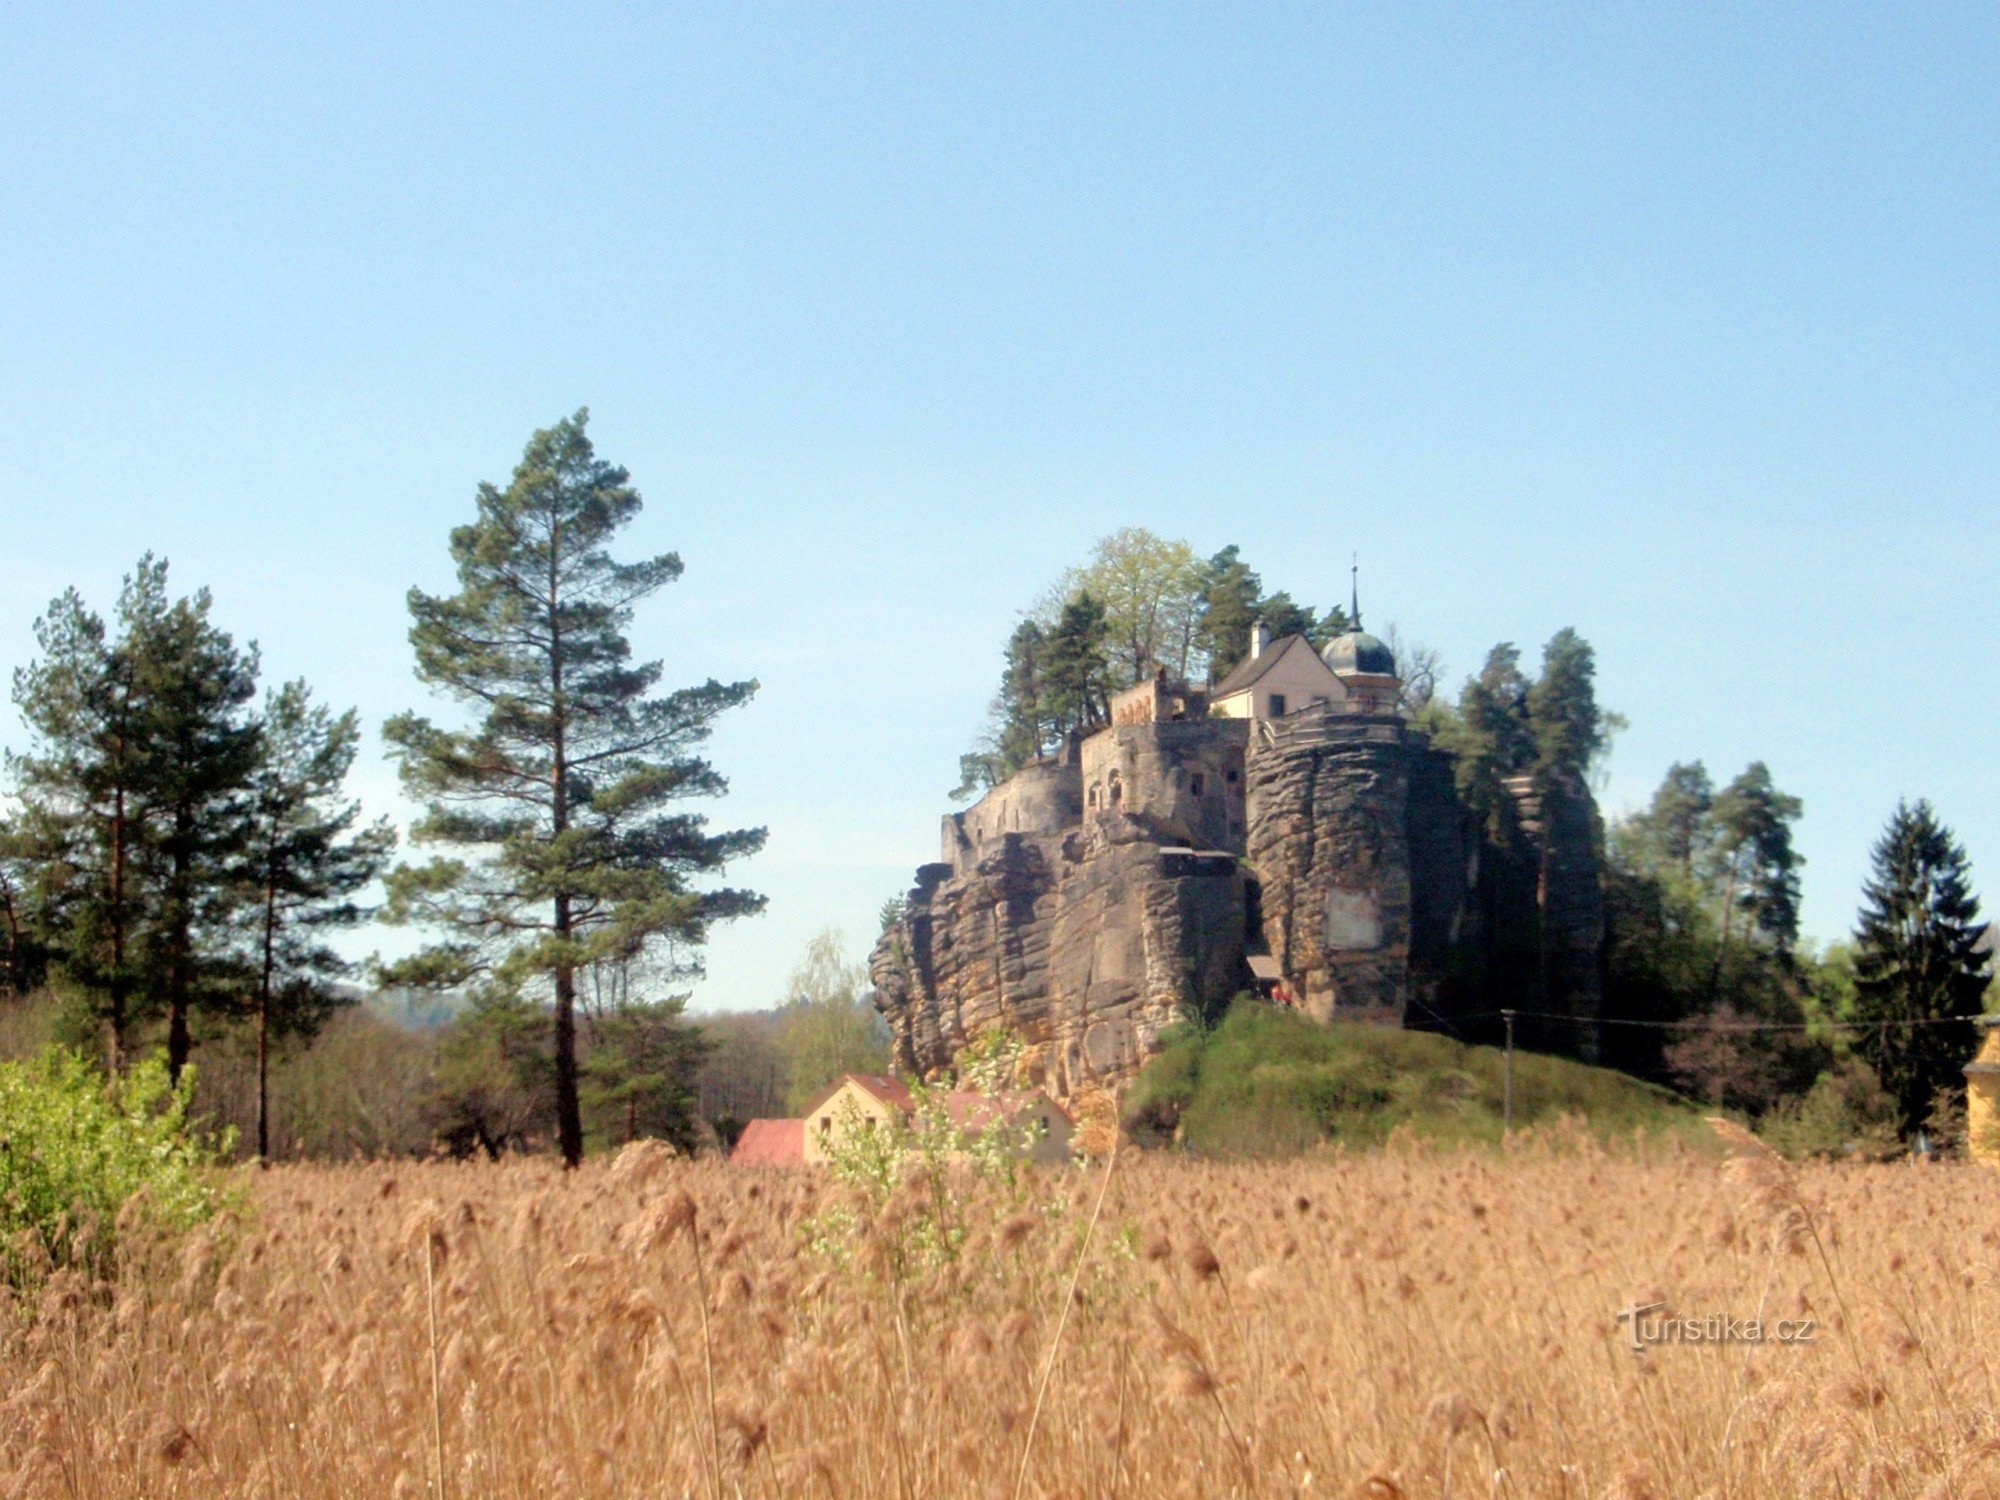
[1124,999,1703,1156]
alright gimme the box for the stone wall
[872,815,1250,1095]
[1080,719,1248,853]
[1243,715,1412,1022]
[941,748,1082,875]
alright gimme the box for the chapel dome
[1322,627,1396,677]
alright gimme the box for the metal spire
[1350,553,1361,632]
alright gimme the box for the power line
[1419,1007,1985,1036]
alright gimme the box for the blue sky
[2,5,1995,1009]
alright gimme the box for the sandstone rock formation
[872,643,1606,1098]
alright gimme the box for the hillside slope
[1124,999,1703,1155]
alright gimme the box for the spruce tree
[240,681,395,1162]
[382,411,765,1166]
[1851,800,1990,1137]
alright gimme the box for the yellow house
[801,1074,912,1164]
[1965,1020,2000,1164]
[1208,629,1347,721]
[796,1072,1076,1164]
[942,1090,1076,1163]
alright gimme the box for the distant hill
[1124,1000,1704,1156]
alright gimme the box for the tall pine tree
[1851,799,1990,1137]
[128,563,262,1082]
[9,583,149,1066]
[1041,591,1113,737]
[240,681,395,1161]
[1709,762,1804,957]
[10,557,260,1076]
[382,411,764,1166]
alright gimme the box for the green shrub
[0,1049,235,1292]
[1758,1058,1903,1162]
[1124,998,1704,1157]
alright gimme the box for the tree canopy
[381,410,764,1165]
[1850,799,1989,1137]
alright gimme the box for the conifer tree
[1526,627,1607,785]
[10,558,259,1076]
[127,563,262,1082]
[9,584,149,1065]
[1709,762,1804,956]
[382,411,765,1166]
[1041,591,1112,737]
[1195,546,1262,681]
[954,619,1052,799]
[1627,761,1715,883]
[240,681,395,1162]
[1437,644,1533,839]
[1851,800,1990,1137]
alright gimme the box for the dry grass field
[8,1131,2000,1499]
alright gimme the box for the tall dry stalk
[8,1143,2000,1497]
[1013,1123,1121,1500]
[421,1220,448,1500]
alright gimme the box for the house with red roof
[729,1072,1074,1166]
[728,1117,805,1167]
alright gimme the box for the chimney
[1249,620,1272,660]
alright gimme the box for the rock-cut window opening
[1190,774,1206,797]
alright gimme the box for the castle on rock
[871,597,1605,1098]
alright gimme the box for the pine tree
[1255,591,1318,646]
[1438,644,1534,840]
[10,558,259,1076]
[382,411,765,1166]
[954,619,1052,799]
[1526,627,1607,785]
[1851,800,1990,1137]
[1627,761,1714,882]
[1709,762,1804,956]
[0,820,46,997]
[1041,591,1112,737]
[240,681,396,1162]
[581,999,710,1150]
[126,563,262,1082]
[9,580,152,1067]
[1195,546,1262,681]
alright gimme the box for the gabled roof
[729,1118,804,1166]
[803,1072,915,1118]
[1210,633,1342,700]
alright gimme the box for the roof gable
[1210,634,1343,700]
[803,1072,914,1118]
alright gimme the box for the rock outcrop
[872,683,1607,1098]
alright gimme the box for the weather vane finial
[1350,552,1361,632]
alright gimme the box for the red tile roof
[729,1118,804,1166]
